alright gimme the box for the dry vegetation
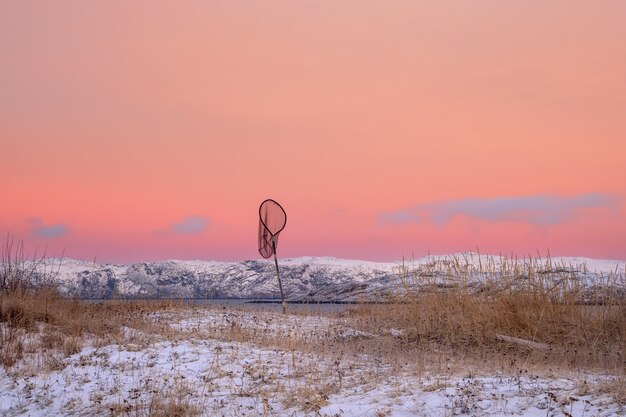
[0,237,183,370]
[352,255,626,373]
[0,288,185,368]
[188,254,625,375]
[1,237,625,415]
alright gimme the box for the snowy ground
[1,308,624,417]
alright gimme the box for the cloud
[170,215,209,234]
[27,218,70,238]
[379,193,621,226]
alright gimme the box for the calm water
[183,299,357,314]
[86,298,362,314]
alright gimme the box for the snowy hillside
[25,254,626,301]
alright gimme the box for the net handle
[272,238,287,314]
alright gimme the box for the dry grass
[2,239,625,414]
[107,375,201,417]
[348,255,626,373]
[283,385,332,414]
[0,287,185,369]
[594,376,626,405]
[177,254,625,377]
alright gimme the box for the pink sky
[1,2,625,262]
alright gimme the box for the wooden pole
[272,239,287,314]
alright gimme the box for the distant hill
[24,254,626,301]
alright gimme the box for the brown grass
[0,238,190,371]
[179,254,625,377]
[595,377,626,405]
[107,377,201,417]
[348,255,626,373]
[2,238,625,415]
[0,286,185,369]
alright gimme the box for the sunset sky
[1,2,625,262]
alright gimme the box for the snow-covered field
[1,307,623,417]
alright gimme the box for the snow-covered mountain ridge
[23,254,626,300]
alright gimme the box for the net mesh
[258,199,287,258]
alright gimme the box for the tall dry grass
[0,287,182,368]
[351,254,626,372]
[2,237,624,378]
[0,235,52,293]
[156,253,625,376]
[0,236,185,369]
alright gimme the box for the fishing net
[258,199,287,259]
[258,198,288,313]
